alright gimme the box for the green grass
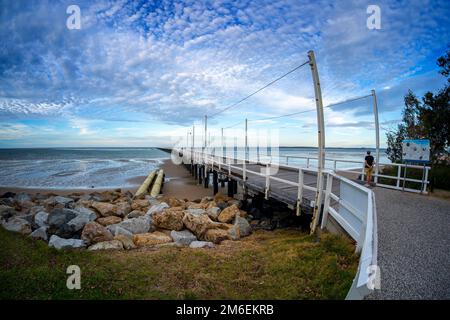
[0,227,358,300]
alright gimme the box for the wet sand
[160,159,227,200]
[0,158,225,200]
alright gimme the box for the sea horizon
[0,146,390,189]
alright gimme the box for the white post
[321,173,333,229]
[243,118,248,183]
[296,168,304,216]
[396,165,401,188]
[308,50,326,234]
[204,115,207,150]
[221,128,225,160]
[423,166,429,193]
[372,89,380,184]
[265,163,270,200]
[192,125,195,164]
[191,125,195,160]
[256,131,260,163]
[234,136,237,163]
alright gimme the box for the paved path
[368,187,450,299]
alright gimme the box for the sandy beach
[0,158,222,200]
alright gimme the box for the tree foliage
[386,48,450,163]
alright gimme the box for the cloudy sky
[0,0,449,148]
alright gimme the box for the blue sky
[0,0,449,148]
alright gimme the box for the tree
[386,48,450,163]
[386,124,406,163]
[437,49,450,80]
[419,86,450,159]
[385,90,422,162]
[402,90,422,139]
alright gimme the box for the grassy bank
[0,228,358,299]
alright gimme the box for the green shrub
[378,164,450,191]
[429,165,450,191]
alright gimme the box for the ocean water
[278,147,390,169]
[214,147,390,170]
[0,148,169,189]
[0,147,390,189]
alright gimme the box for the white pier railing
[283,154,430,194]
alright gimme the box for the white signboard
[402,139,430,163]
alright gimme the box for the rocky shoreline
[0,190,254,251]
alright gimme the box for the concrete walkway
[367,187,450,299]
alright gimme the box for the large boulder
[115,202,131,217]
[236,216,252,237]
[110,226,133,238]
[30,226,48,240]
[91,191,120,202]
[189,241,215,249]
[165,197,185,208]
[97,216,122,226]
[73,205,97,216]
[47,208,78,228]
[170,230,197,246]
[115,235,136,250]
[182,212,227,239]
[206,201,218,210]
[49,235,85,249]
[187,202,205,210]
[54,196,74,206]
[47,208,78,238]
[88,240,124,251]
[206,207,220,221]
[67,210,97,232]
[203,228,230,244]
[1,192,16,198]
[218,204,239,223]
[0,197,15,207]
[228,216,252,240]
[90,201,117,217]
[0,205,16,221]
[126,210,144,219]
[133,231,172,247]
[29,206,45,215]
[42,196,73,209]
[14,192,32,204]
[152,208,184,231]
[110,215,151,234]
[34,211,49,228]
[81,221,113,245]
[2,217,31,234]
[185,208,206,216]
[131,199,150,211]
[146,202,169,216]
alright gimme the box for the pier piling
[213,170,218,195]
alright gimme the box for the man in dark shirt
[364,151,375,186]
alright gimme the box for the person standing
[364,151,375,186]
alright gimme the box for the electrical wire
[207,60,310,118]
[247,93,373,123]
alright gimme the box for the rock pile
[0,190,252,251]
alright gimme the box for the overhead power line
[208,60,310,118]
[248,93,373,123]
